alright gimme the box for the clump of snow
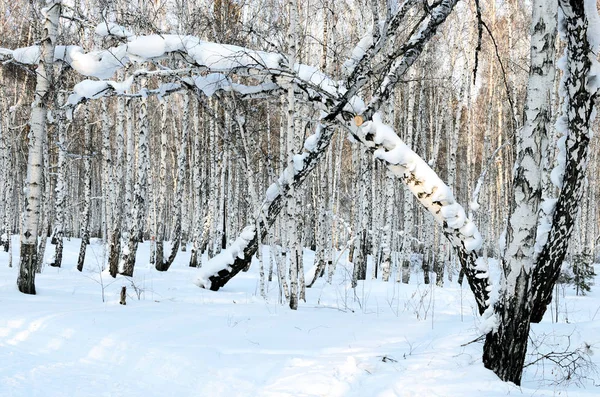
[70,45,128,79]
[67,76,134,106]
[95,22,132,38]
[265,183,280,203]
[185,38,285,72]
[128,35,166,59]
[430,185,453,205]
[12,46,40,64]
[109,75,134,93]
[68,80,111,104]
[440,203,466,229]
[303,124,323,152]
[343,95,366,114]
[295,64,339,96]
[194,225,256,289]
[479,304,499,334]
[292,153,307,173]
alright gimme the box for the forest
[1,0,600,393]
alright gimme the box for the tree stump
[119,286,127,305]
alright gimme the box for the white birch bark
[50,93,67,268]
[286,0,300,310]
[157,93,189,271]
[122,91,149,276]
[1,91,13,265]
[35,117,50,273]
[76,107,92,272]
[529,0,600,322]
[108,95,125,277]
[154,98,169,269]
[18,0,61,294]
[482,0,559,384]
[400,78,416,284]
[380,170,394,282]
[190,96,203,267]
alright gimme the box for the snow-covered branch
[353,114,491,314]
[195,0,459,292]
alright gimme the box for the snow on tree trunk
[529,0,600,323]
[0,84,5,250]
[18,0,61,294]
[207,98,218,258]
[352,144,370,286]
[482,0,574,385]
[308,158,330,287]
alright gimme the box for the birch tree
[17,0,61,294]
[76,107,92,272]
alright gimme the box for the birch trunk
[154,99,169,270]
[18,1,61,294]
[400,78,416,284]
[50,93,67,268]
[108,96,125,276]
[77,108,92,272]
[122,93,149,276]
[156,94,189,271]
[36,118,50,273]
[190,97,203,267]
[482,0,558,384]
[1,94,13,264]
[286,0,301,310]
[529,0,599,323]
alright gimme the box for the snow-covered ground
[1,236,599,396]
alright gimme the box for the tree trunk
[122,91,149,276]
[77,107,92,272]
[156,94,189,272]
[108,95,126,277]
[530,0,598,323]
[482,268,532,385]
[483,0,558,384]
[18,1,61,294]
